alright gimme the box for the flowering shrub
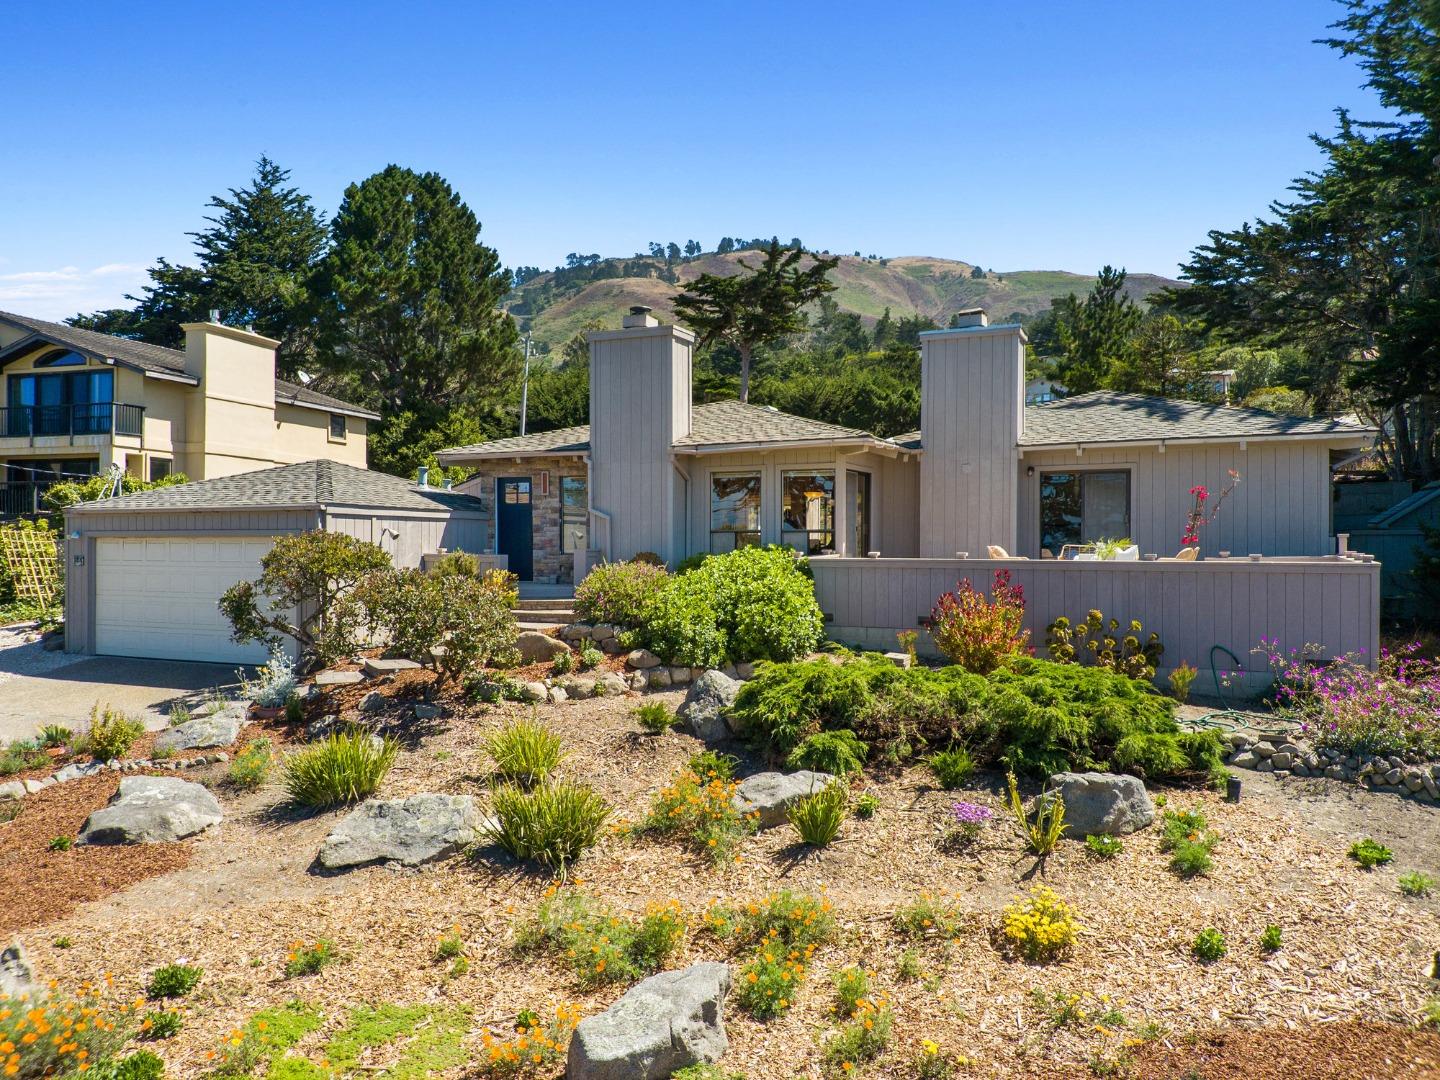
[1000,885,1080,963]
[516,888,686,988]
[574,560,669,628]
[942,801,993,849]
[642,764,757,864]
[0,983,136,1079]
[821,993,893,1074]
[204,1001,323,1076]
[1258,637,1440,758]
[239,646,298,708]
[893,890,963,938]
[929,570,1030,674]
[706,891,836,1020]
[1181,469,1241,548]
[478,1004,581,1076]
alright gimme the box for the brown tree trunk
[738,343,754,403]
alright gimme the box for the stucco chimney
[917,312,1026,557]
[179,319,280,478]
[586,309,695,562]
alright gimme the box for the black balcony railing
[0,482,48,519]
[0,402,144,440]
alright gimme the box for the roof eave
[674,436,891,455]
[1018,430,1376,452]
[435,446,589,464]
[277,397,381,422]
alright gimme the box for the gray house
[439,307,1373,583]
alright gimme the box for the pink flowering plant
[929,569,1031,674]
[1181,469,1242,548]
[1256,636,1440,758]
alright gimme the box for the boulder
[1270,751,1294,771]
[362,657,422,678]
[306,715,343,741]
[413,703,442,720]
[668,667,693,686]
[0,942,35,999]
[0,781,24,801]
[155,713,242,753]
[79,776,222,845]
[567,963,731,1080]
[53,761,107,784]
[647,668,673,690]
[590,624,617,642]
[315,669,364,687]
[1229,750,1259,769]
[599,637,623,656]
[521,681,548,702]
[548,687,569,704]
[628,672,649,691]
[732,770,836,829]
[627,649,663,670]
[557,676,596,700]
[734,662,756,680]
[317,794,484,870]
[1042,772,1155,837]
[677,670,740,743]
[359,691,387,713]
[517,632,571,664]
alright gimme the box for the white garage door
[95,537,275,664]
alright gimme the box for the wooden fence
[809,555,1382,692]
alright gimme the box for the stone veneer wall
[457,455,587,583]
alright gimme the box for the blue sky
[1,1,1381,319]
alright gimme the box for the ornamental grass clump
[1006,771,1067,855]
[632,701,678,735]
[788,781,848,848]
[484,717,566,787]
[1259,637,1440,758]
[282,730,398,808]
[928,746,975,789]
[486,782,610,877]
[1000,885,1080,964]
[643,763,756,864]
[929,569,1030,674]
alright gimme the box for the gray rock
[521,681,548,702]
[627,649,663,670]
[628,671,649,691]
[734,662,756,680]
[79,776,222,845]
[1325,765,1347,781]
[548,686,569,705]
[677,669,740,743]
[1273,770,1291,780]
[0,781,24,801]
[315,669,364,687]
[600,637,623,655]
[0,943,34,998]
[362,657,422,678]
[23,779,47,795]
[155,713,242,753]
[318,794,483,870]
[666,667,692,685]
[590,624,617,642]
[647,667,673,690]
[413,704,442,720]
[883,651,913,669]
[53,762,105,783]
[733,770,836,829]
[1405,773,1425,793]
[306,715,343,741]
[595,671,629,697]
[557,676,596,700]
[1385,767,1404,785]
[1042,771,1155,838]
[1277,742,1302,756]
[1270,751,1294,771]
[1228,732,1253,749]
[1252,741,1276,759]
[1424,773,1439,799]
[359,691,387,713]
[517,632,571,664]
[1257,758,1275,773]
[567,962,731,1080]
[1293,763,1311,777]
[1229,750,1259,769]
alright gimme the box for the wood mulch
[5,667,1439,1077]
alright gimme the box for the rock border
[1224,732,1440,803]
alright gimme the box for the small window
[148,457,172,483]
[329,413,347,440]
[560,475,588,553]
[711,473,761,553]
[33,350,86,367]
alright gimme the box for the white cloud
[0,263,149,320]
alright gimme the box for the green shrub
[483,717,566,787]
[689,546,823,663]
[688,750,738,780]
[1046,610,1164,681]
[48,835,73,851]
[360,568,516,685]
[146,963,203,999]
[551,647,576,675]
[1161,808,1217,877]
[928,747,975,789]
[282,730,398,808]
[821,1001,893,1072]
[787,782,847,847]
[465,673,526,704]
[0,741,49,776]
[240,646,298,708]
[141,1009,182,1039]
[93,1049,166,1080]
[284,940,339,978]
[1007,771,1067,855]
[786,730,867,776]
[575,559,671,627]
[1259,924,1283,952]
[674,553,712,575]
[37,724,71,748]
[853,791,880,819]
[518,889,685,987]
[1168,661,1199,702]
[1348,838,1394,869]
[832,965,871,1016]
[578,643,604,670]
[87,703,145,761]
[1399,870,1434,897]
[1085,834,1123,859]
[1192,927,1227,962]
[485,782,610,875]
[641,573,728,668]
[722,891,836,1020]
[228,738,274,791]
[633,702,678,735]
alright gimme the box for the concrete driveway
[0,628,247,744]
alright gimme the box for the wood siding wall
[919,327,1025,556]
[1015,441,1334,558]
[62,508,319,654]
[810,555,1380,689]
[323,510,488,570]
[589,325,693,562]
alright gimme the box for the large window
[6,369,113,436]
[710,473,761,552]
[1040,470,1131,553]
[560,474,588,553]
[781,470,835,554]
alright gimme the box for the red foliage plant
[928,569,1032,674]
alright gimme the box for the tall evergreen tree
[671,241,838,401]
[1052,266,1142,394]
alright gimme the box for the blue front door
[497,477,534,581]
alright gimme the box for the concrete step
[511,598,577,612]
[517,620,567,632]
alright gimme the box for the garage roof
[64,460,486,514]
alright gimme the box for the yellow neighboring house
[0,311,379,516]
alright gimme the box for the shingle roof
[1367,480,1440,528]
[437,401,895,461]
[0,311,377,419]
[1019,392,1374,447]
[64,459,485,514]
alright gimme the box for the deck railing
[0,403,144,441]
[809,554,1382,691]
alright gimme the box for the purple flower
[950,802,994,826]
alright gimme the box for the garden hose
[1175,642,1297,738]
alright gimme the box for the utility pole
[519,331,533,436]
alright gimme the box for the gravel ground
[0,623,83,683]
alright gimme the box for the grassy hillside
[507,251,1181,349]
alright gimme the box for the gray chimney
[621,305,659,329]
[951,308,988,328]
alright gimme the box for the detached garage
[63,459,489,665]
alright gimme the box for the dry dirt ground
[5,673,1440,1079]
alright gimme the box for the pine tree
[1052,266,1142,394]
